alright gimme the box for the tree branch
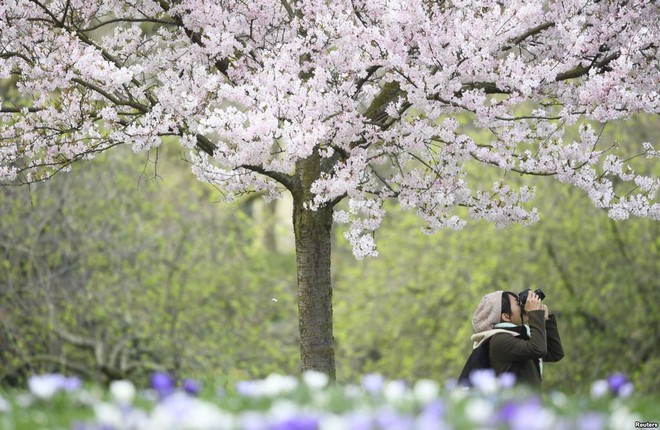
[353,65,381,99]
[71,78,149,112]
[469,147,557,176]
[460,82,510,95]
[195,134,218,157]
[172,134,297,192]
[555,51,621,81]
[501,22,555,51]
[0,52,34,65]
[156,0,233,81]
[1,107,44,113]
[241,164,297,193]
[124,360,167,373]
[363,81,406,125]
[109,334,144,371]
[280,0,295,19]
[50,318,97,351]
[29,354,94,378]
[80,17,177,32]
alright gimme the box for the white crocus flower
[183,400,234,430]
[0,394,10,412]
[261,374,298,397]
[609,404,640,430]
[110,380,136,405]
[383,380,407,403]
[464,397,494,424]
[28,375,61,399]
[94,403,124,429]
[303,371,330,390]
[413,379,439,403]
[319,413,349,430]
[269,399,300,421]
[150,392,233,430]
[591,379,609,398]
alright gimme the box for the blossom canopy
[0,0,658,259]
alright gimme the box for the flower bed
[0,371,655,429]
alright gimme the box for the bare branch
[29,354,94,378]
[50,311,97,351]
[124,360,167,373]
[109,334,145,370]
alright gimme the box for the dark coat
[489,310,564,388]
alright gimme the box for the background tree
[0,148,299,385]
[1,1,658,378]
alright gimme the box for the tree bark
[293,153,336,379]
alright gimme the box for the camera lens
[519,288,530,306]
[535,289,546,301]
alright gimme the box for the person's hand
[524,291,542,313]
[541,304,549,320]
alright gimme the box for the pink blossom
[0,0,657,253]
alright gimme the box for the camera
[519,288,546,308]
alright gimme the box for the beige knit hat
[472,291,504,333]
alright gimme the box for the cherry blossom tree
[1,0,658,378]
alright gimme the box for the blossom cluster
[1,1,658,259]
[0,370,649,430]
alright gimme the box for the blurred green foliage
[0,116,657,397]
[333,114,659,394]
[0,145,299,386]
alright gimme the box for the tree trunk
[293,154,336,378]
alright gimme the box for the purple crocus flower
[468,368,498,393]
[236,380,260,397]
[607,373,628,394]
[498,401,518,424]
[182,378,202,396]
[70,423,115,430]
[361,374,385,394]
[417,400,446,429]
[421,399,445,419]
[499,372,516,389]
[577,412,607,430]
[272,416,318,430]
[150,372,175,399]
[28,374,82,399]
[507,397,555,430]
[375,408,414,430]
[70,423,97,430]
[61,376,82,391]
[346,412,374,430]
[239,412,269,430]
